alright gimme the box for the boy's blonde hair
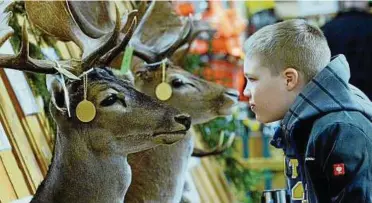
[244,19,331,82]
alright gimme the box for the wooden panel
[201,158,230,203]
[190,168,209,203]
[238,157,284,171]
[248,132,263,157]
[0,151,31,201]
[0,70,43,192]
[37,113,54,151]
[210,158,234,202]
[0,73,49,176]
[192,165,221,203]
[0,152,18,203]
[191,127,235,202]
[22,116,53,175]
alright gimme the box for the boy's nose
[243,87,251,98]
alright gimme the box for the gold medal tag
[76,74,96,123]
[156,82,172,101]
[155,59,172,101]
[76,99,96,123]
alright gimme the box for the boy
[243,19,372,202]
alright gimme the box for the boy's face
[243,56,297,123]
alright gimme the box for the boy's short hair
[244,19,331,82]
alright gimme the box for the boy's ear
[283,68,299,91]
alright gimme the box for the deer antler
[129,1,192,63]
[0,21,78,74]
[173,18,216,54]
[0,1,137,75]
[97,10,137,67]
[24,1,137,74]
[192,131,235,158]
[0,2,76,74]
[188,19,216,44]
[129,1,216,66]
[171,18,217,66]
[67,1,115,39]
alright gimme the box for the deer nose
[174,114,191,130]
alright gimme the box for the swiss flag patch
[333,163,345,176]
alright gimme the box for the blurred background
[1,1,371,203]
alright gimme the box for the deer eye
[100,94,118,107]
[171,78,184,88]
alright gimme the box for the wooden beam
[238,157,285,171]
[0,152,18,202]
[0,151,31,200]
[0,70,43,192]
[22,116,52,175]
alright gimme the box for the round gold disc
[155,82,172,101]
[76,100,96,123]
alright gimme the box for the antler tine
[162,17,192,60]
[0,20,75,74]
[24,1,123,75]
[170,18,217,66]
[129,1,157,63]
[130,1,192,64]
[98,10,138,67]
[191,132,236,158]
[80,3,122,71]
[132,15,192,64]
[188,20,216,46]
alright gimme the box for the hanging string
[162,59,166,82]
[83,73,88,101]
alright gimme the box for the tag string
[83,74,88,100]
[162,60,166,82]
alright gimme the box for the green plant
[195,115,263,203]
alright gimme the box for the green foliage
[195,116,263,203]
[184,53,206,77]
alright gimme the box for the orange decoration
[174,2,194,16]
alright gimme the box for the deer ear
[131,56,153,81]
[111,69,135,85]
[130,56,145,72]
[47,75,66,113]
[171,44,189,66]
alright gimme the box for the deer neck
[32,130,131,203]
[125,131,193,203]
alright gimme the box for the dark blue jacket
[271,55,372,203]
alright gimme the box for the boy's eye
[247,78,257,82]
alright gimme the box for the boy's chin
[255,115,278,124]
